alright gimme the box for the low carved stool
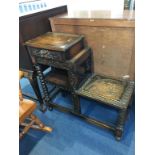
[75,74,134,140]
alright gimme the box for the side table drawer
[25,32,84,62]
[29,47,63,61]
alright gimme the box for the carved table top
[25,32,84,52]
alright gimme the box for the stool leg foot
[115,109,127,140]
[115,128,123,141]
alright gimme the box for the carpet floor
[19,78,135,155]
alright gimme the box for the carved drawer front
[31,48,63,61]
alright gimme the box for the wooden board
[49,10,135,80]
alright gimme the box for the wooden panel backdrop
[49,11,135,80]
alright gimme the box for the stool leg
[30,114,52,132]
[20,119,35,139]
[115,109,127,140]
[20,114,52,139]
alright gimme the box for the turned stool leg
[20,119,35,139]
[20,114,52,139]
[115,109,127,140]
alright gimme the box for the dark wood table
[25,32,92,112]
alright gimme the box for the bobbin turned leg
[29,72,44,110]
[115,109,127,140]
[20,114,52,139]
[35,64,53,111]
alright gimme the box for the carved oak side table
[25,32,92,112]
